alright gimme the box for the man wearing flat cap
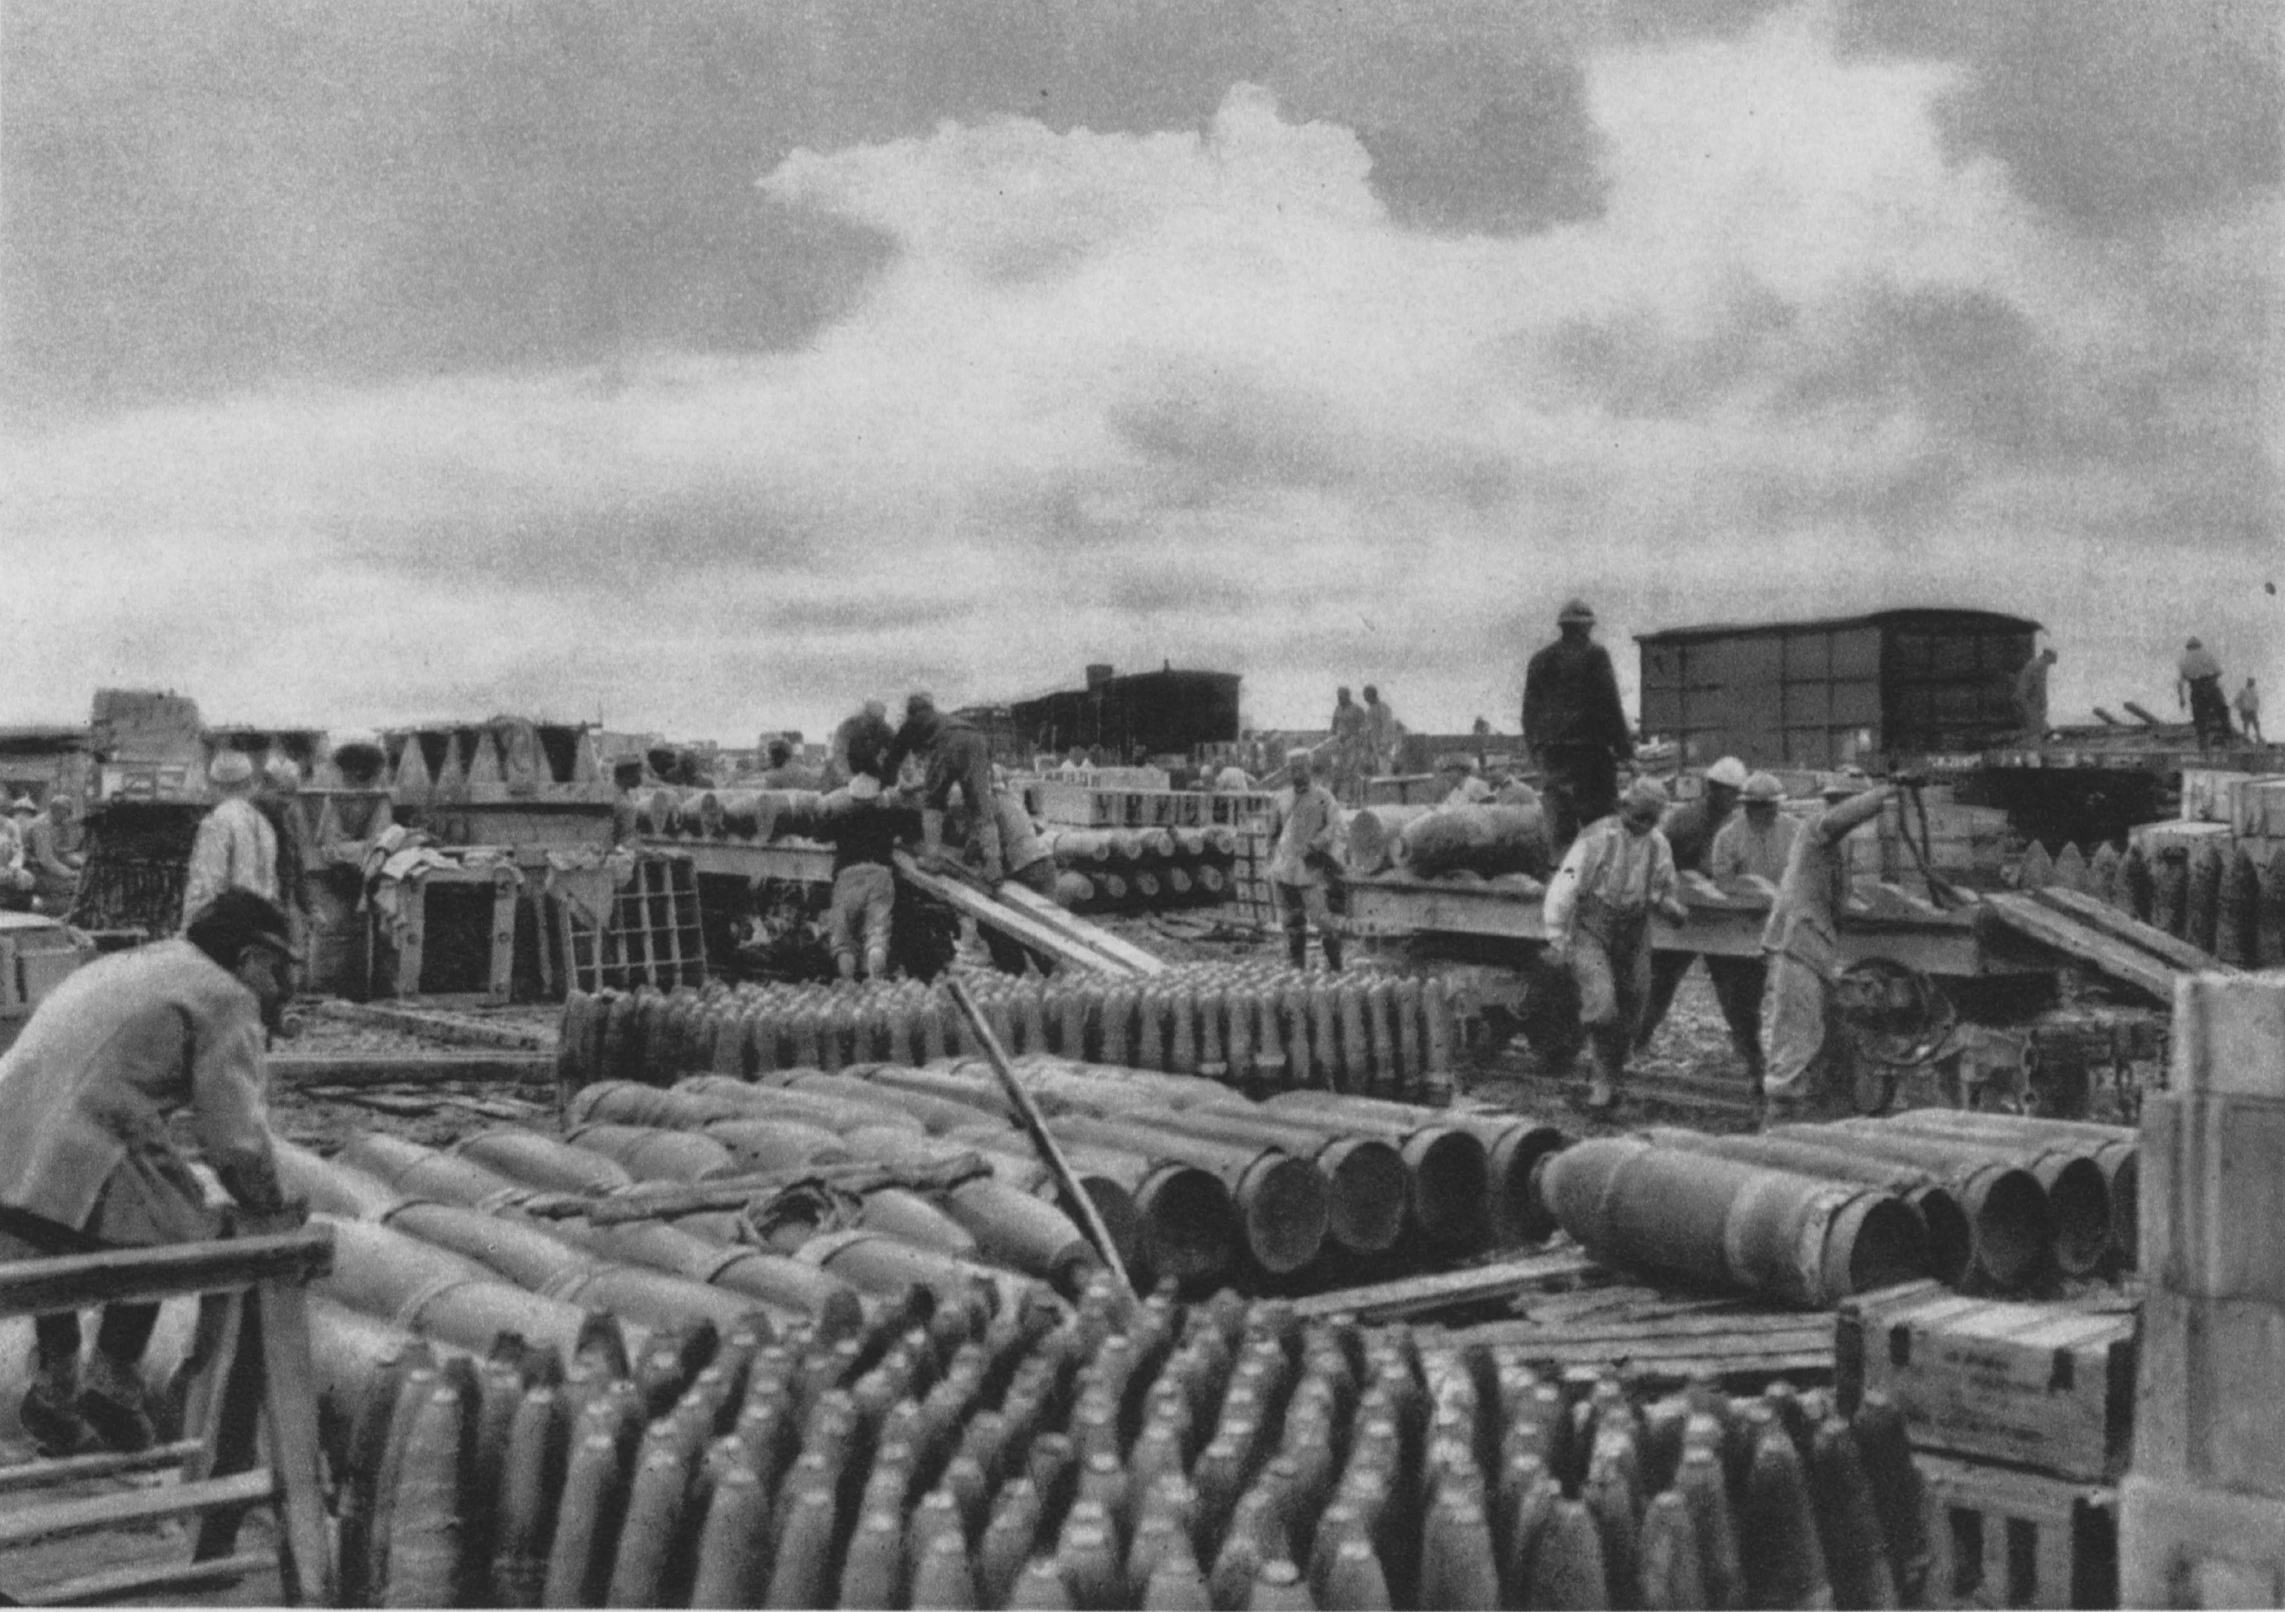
[181,750,279,925]
[1268,747,1345,972]
[0,889,299,1455]
[1544,775,1688,1113]
[1523,598,1634,859]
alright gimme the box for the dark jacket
[1522,634,1633,758]
[1658,797,1733,876]
[885,713,996,815]
[812,792,916,875]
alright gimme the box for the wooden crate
[2119,1472,2285,1609]
[372,860,518,1005]
[1836,1280,2135,1482]
[1921,1454,2116,1610]
[556,853,707,993]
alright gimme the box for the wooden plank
[309,999,548,1051]
[0,1440,204,1497]
[18,1548,277,1606]
[1982,895,2176,1001]
[0,1468,277,1547]
[893,852,1143,978]
[269,1051,555,1088]
[0,1231,332,1316]
[256,1283,338,1605]
[1507,1308,1819,1343]
[1289,1248,1596,1321]
[997,882,1170,976]
[2030,884,2232,976]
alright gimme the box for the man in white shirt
[180,751,279,925]
[1544,776,1688,1112]
[1268,748,1344,972]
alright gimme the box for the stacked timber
[1041,825,1239,912]
[559,962,1467,1102]
[291,1260,1941,1608]
[1544,1109,2138,1305]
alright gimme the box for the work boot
[1582,1034,1625,1115]
[80,1349,156,1453]
[21,1356,96,1459]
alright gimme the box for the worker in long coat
[1544,776,1688,1113]
[1760,780,1894,1124]
[0,890,297,1456]
[1523,598,1635,856]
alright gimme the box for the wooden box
[373,860,518,1005]
[1921,1454,2116,1610]
[2228,776,2285,839]
[2119,1472,2285,1609]
[1836,1280,2135,1482]
[2139,1091,2285,1301]
[2134,1284,2285,1501]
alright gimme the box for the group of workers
[2020,638,2266,752]
[1518,598,1888,1121]
[1327,684,1403,802]
[0,792,82,913]
[735,693,1057,983]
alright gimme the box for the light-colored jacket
[1543,816,1677,951]
[1761,788,1891,977]
[0,938,273,1243]
[1268,783,1342,886]
[1711,812,1798,883]
[181,796,278,923]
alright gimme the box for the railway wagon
[1637,608,2041,773]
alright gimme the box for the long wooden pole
[945,975,1138,1307]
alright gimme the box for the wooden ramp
[893,851,1167,979]
[1982,885,2234,1001]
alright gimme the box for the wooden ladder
[0,1229,336,1606]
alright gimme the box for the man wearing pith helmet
[1522,597,1634,859]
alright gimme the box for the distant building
[1005,665,1241,764]
[1637,608,2040,770]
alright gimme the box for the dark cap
[183,888,295,964]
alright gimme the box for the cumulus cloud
[3,1,2277,742]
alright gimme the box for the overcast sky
[4,0,2278,744]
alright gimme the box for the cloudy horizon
[4,0,2277,747]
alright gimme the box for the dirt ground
[266,910,1754,1153]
